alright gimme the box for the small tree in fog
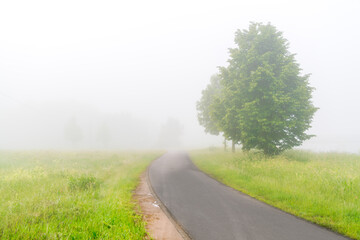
[197,74,222,136]
[97,122,110,148]
[157,118,183,148]
[197,74,230,151]
[64,117,83,146]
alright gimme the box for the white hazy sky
[1,0,360,152]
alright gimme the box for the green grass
[190,149,360,239]
[0,150,162,239]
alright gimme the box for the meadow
[0,150,161,239]
[190,149,360,239]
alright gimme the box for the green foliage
[198,22,317,155]
[191,149,360,239]
[0,151,161,239]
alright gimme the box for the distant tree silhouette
[97,122,110,148]
[64,117,83,147]
[157,118,183,148]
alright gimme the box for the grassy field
[190,149,360,239]
[0,150,162,239]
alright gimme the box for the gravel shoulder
[133,173,184,240]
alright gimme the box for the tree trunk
[232,140,235,153]
[223,137,227,151]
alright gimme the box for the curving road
[148,151,349,240]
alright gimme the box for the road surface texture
[148,151,349,240]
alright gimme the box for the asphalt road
[148,151,349,240]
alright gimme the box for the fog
[1,0,360,152]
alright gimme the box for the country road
[148,151,349,240]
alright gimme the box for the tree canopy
[198,22,317,155]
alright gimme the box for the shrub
[68,175,100,191]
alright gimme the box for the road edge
[146,156,192,240]
[187,152,353,240]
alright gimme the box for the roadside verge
[133,157,191,240]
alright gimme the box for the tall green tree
[220,22,317,155]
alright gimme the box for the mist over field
[1,0,360,152]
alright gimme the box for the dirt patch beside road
[133,173,184,240]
